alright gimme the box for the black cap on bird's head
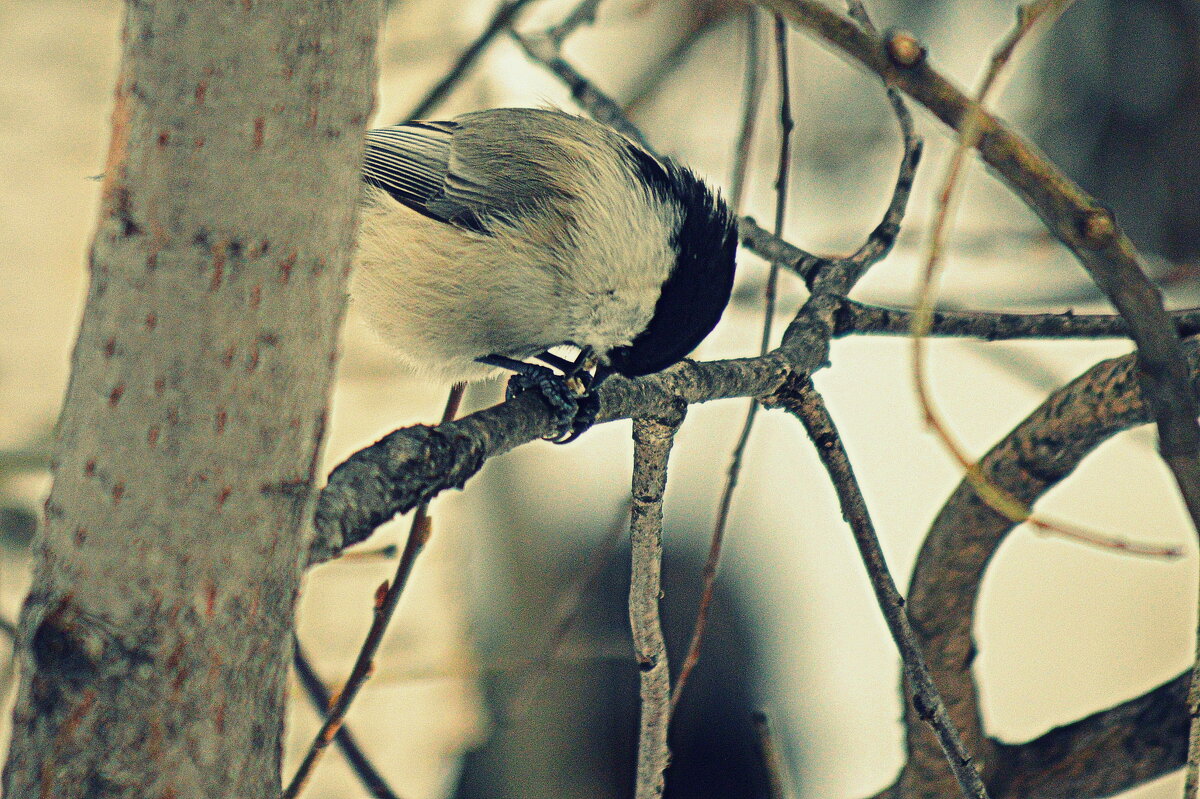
[607,145,739,378]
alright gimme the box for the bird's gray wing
[363,110,579,234]
[363,120,491,230]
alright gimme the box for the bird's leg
[477,348,601,443]
[539,348,606,441]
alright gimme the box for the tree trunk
[2,1,382,796]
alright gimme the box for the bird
[352,107,738,442]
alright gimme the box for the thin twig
[727,5,763,212]
[283,384,466,799]
[291,635,404,799]
[761,15,792,356]
[776,376,990,799]
[629,410,684,799]
[743,19,924,297]
[837,301,1200,340]
[404,0,541,121]
[752,711,793,799]
[672,13,790,716]
[503,499,630,723]
[737,217,825,281]
[669,410,743,713]
[909,0,1080,543]
[510,30,652,149]
[822,87,921,289]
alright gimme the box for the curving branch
[756,0,1200,632]
[993,669,1188,799]
[895,340,1200,797]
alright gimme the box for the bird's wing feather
[363,121,477,226]
[364,110,583,233]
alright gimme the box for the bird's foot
[477,352,601,443]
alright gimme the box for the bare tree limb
[901,340,1200,798]
[405,0,542,121]
[837,301,1200,341]
[775,376,990,799]
[629,409,685,799]
[311,354,790,562]
[755,0,1200,628]
[908,0,1093,588]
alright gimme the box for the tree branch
[837,301,1200,341]
[310,355,790,562]
[629,409,685,799]
[900,340,1200,797]
[755,0,1200,642]
[775,376,990,799]
[993,670,1188,799]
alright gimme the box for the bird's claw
[504,368,597,443]
[477,352,601,443]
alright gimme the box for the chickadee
[352,108,738,441]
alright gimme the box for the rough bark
[2,1,381,797]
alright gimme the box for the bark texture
[2,1,381,796]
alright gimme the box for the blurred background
[1,0,1198,796]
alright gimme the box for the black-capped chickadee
[353,108,738,441]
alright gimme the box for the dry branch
[776,377,990,799]
[757,0,1200,596]
[838,302,1200,341]
[629,411,685,799]
[899,341,1200,797]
